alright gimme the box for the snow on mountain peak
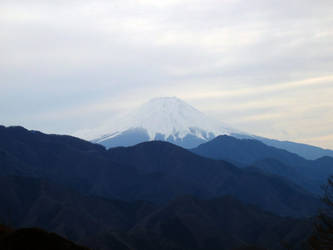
[75,97,237,145]
[130,97,228,140]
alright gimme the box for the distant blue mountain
[232,133,333,160]
[80,97,333,160]
[191,135,333,194]
[93,127,214,149]
[84,97,232,149]
[0,176,312,250]
[0,125,320,217]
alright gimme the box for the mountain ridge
[0,125,320,217]
[191,135,333,194]
[74,97,333,160]
[0,175,313,250]
[77,97,238,149]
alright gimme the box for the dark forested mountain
[0,176,313,250]
[0,176,156,244]
[107,141,320,217]
[232,133,333,160]
[0,125,143,199]
[191,135,333,194]
[191,135,307,165]
[119,196,312,250]
[0,125,320,217]
[0,125,329,249]
[0,224,89,250]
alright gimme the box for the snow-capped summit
[119,96,233,140]
[74,96,333,160]
[81,97,238,149]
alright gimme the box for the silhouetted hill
[0,176,314,250]
[191,135,307,165]
[192,135,333,194]
[0,125,144,199]
[0,225,89,250]
[85,196,312,250]
[231,133,333,160]
[0,125,320,217]
[107,141,319,217]
[0,176,156,243]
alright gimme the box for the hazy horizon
[1,0,333,149]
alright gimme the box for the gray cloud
[1,0,333,148]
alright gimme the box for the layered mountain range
[0,124,331,249]
[0,176,312,250]
[0,125,320,217]
[76,97,333,160]
[78,97,235,149]
[192,135,333,194]
[1,97,333,249]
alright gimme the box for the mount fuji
[76,96,333,160]
[85,97,238,149]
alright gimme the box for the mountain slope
[232,133,333,160]
[0,125,320,217]
[0,125,146,200]
[191,135,333,194]
[74,97,333,160]
[0,176,313,250]
[191,135,307,166]
[0,175,156,244]
[107,141,320,217]
[0,225,89,250]
[80,97,236,149]
[74,96,333,159]
[89,196,312,250]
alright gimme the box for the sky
[1,0,333,149]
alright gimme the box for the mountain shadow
[0,176,314,250]
[0,125,320,217]
[0,224,89,250]
[191,135,333,194]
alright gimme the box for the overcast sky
[1,0,333,149]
